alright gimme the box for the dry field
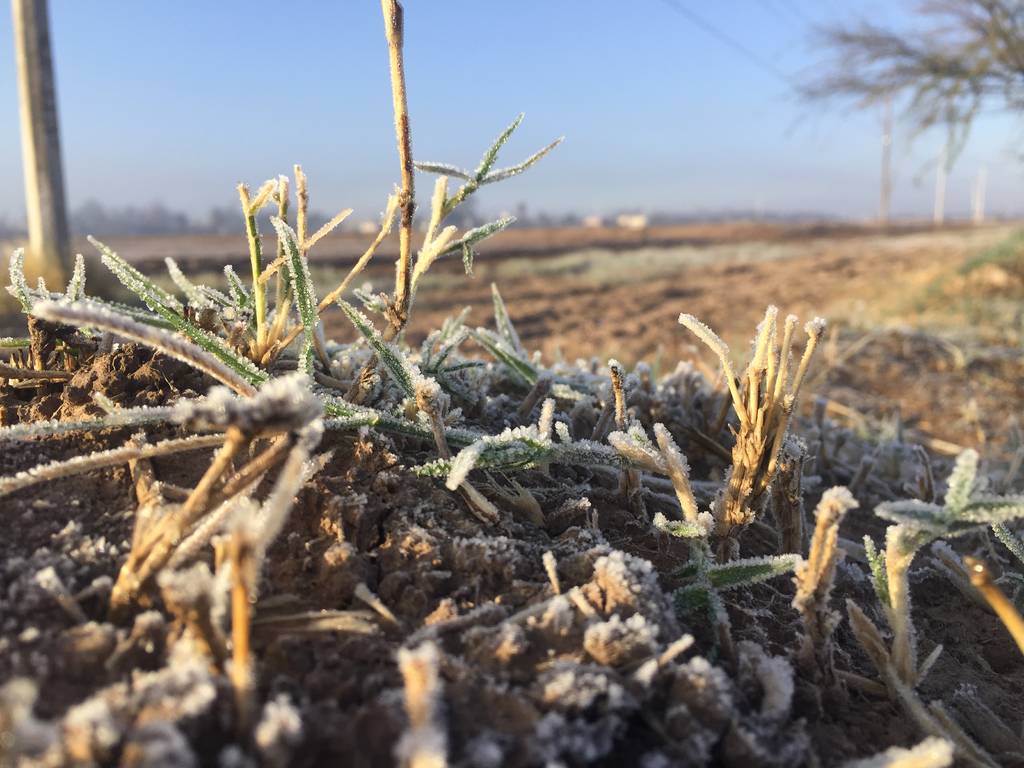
[47,219,1022,454]
[3,219,1024,767]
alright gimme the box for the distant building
[615,213,648,230]
[357,220,379,235]
[582,214,604,229]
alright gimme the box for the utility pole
[11,0,70,284]
[879,96,892,227]
[972,166,987,225]
[933,142,947,226]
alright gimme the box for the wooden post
[972,167,987,225]
[11,0,70,284]
[932,142,947,226]
[879,97,892,227]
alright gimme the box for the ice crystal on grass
[338,298,419,397]
[583,613,658,666]
[32,300,260,396]
[679,308,825,559]
[163,257,204,307]
[172,374,321,435]
[272,217,319,375]
[4,7,1014,764]
[868,449,1024,686]
[416,113,562,219]
[6,248,33,311]
[65,253,86,302]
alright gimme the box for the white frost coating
[254,694,303,767]
[65,253,86,301]
[253,421,325,565]
[396,642,447,768]
[816,486,858,520]
[124,722,198,768]
[540,663,629,712]
[843,737,954,768]
[168,497,256,571]
[653,423,699,522]
[583,613,658,666]
[412,372,442,403]
[944,448,979,512]
[157,562,217,612]
[32,566,64,594]
[607,430,663,473]
[446,441,485,491]
[173,374,320,434]
[542,551,561,594]
[537,398,556,440]
[271,217,320,376]
[678,313,730,360]
[7,247,32,309]
[804,316,827,339]
[0,433,224,497]
[165,257,211,309]
[91,235,183,314]
[0,403,176,442]
[62,697,120,759]
[32,300,257,396]
[739,642,794,721]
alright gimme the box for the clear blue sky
[0,1,1020,223]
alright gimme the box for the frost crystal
[583,614,658,666]
[172,374,321,434]
[254,694,303,768]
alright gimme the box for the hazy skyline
[0,1,1021,226]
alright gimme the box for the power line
[655,0,795,87]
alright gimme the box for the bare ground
[2,222,1023,767]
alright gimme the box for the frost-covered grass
[2,2,1024,766]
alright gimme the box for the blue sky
[0,1,1020,223]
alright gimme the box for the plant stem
[238,184,268,347]
[965,556,1024,655]
[381,0,414,336]
[273,176,291,328]
[230,529,255,733]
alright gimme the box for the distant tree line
[0,200,357,238]
[0,198,853,240]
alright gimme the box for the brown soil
[2,224,1023,767]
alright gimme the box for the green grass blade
[65,253,86,301]
[165,257,210,308]
[439,217,515,276]
[484,136,565,184]
[272,217,319,376]
[491,282,524,355]
[413,161,472,180]
[337,299,415,397]
[945,449,979,513]
[474,113,524,179]
[0,404,177,441]
[863,535,890,607]
[92,236,183,315]
[992,523,1024,568]
[224,265,251,310]
[470,327,537,387]
[6,248,32,312]
[707,554,801,591]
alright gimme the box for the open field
[15,220,1016,453]
[3,220,1024,766]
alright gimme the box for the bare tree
[803,1,1024,153]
